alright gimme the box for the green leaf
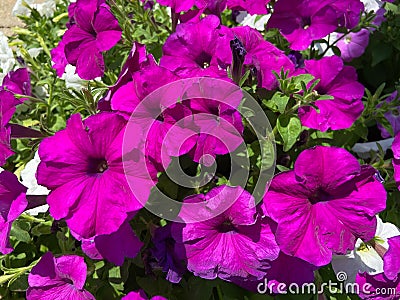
[271,92,290,114]
[291,74,314,90]
[10,221,31,243]
[277,115,302,151]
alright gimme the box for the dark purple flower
[378,91,400,138]
[160,15,231,78]
[288,51,305,69]
[52,0,122,80]
[263,146,387,266]
[298,56,365,131]
[172,185,280,282]
[336,29,370,62]
[37,113,154,238]
[356,272,400,299]
[151,223,186,283]
[27,252,95,300]
[73,220,143,266]
[0,171,28,254]
[267,0,338,50]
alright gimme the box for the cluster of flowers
[1,0,400,299]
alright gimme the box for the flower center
[301,16,311,29]
[217,219,237,234]
[88,158,109,174]
[308,187,332,204]
[195,51,212,69]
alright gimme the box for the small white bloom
[61,64,86,90]
[12,0,35,16]
[361,0,384,12]
[28,47,43,58]
[240,14,270,31]
[13,0,59,18]
[0,32,15,85]
[332,216,400,283]
[20,151,50,196]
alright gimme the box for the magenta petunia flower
[26,252,95,300]
[219,26,295,89]
[392,132,400,190]
[172,185,280,281]
[263,146,387,267]
[336,29,370,62]
[0,90,20,165]
[73,220,143,266]
[37,112,153,239]
[227,0,269,15]
[52,0,122,80]
[160,15,231,78]
[50,40,68,77]
[267,0,339,50]
[298,56,365,131]
[122,290,167,300]
[0,170,27,254]
[331,0,364,29]
[2,68,31,101]
[151,223,187,283]
[378,91,400,138]
[356,272,400,299]
[98,42,151,111]
[158,0,196,13]
[383,236,400,281]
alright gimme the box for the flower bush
[1,0,400,299]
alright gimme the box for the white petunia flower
[240,14,270,31]
[13,0,60,18]
[0,32,15,85]
[332,216,400,283]
[361,0,384,12]
[61,65,86,90]
[352,138,394,159]
[20,151,50,196]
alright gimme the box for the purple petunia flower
[0,90,20,165]
[226,0,269,15]
[335,29,370,62]
[51,0,122,80]
[158,0,196,13]
[267,0,339,50]
[122,290,167,300]
[378,91,400,138]
[263,146,387,267]
[26,252,95,300]
[37,112,154,239]
[151,223,187,283]
[383,236,400,281]
[2,68,31,101]
[356,272,400,299]
[73,220,143,266]
[392,132,400,190]
[160,15,231,78]
[298,56,365,131]
[98,42,151,111]
[172,185,280,282]
[0,170,27,254]
[331,0,364,29]
[219,26,295,89]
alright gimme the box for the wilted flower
[27,252,95,300]
[263,146,387,266]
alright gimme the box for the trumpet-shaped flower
[263,146,387,266]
